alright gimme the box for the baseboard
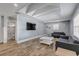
[17,34,47,43]
[17,36,39,43]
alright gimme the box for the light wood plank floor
[0,39,55,56]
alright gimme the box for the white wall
[3,16,8,43]
[0,16,4,43]
[0,16,8,43]
[70,6,79,41]
[16,14,46,43]
[0,16,2,42]
[46,21,70,36]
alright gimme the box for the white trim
[45,18,70,23]
[3,16,8,43]
[17,34,47,43]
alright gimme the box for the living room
[0,3,79,56]
[15,3,79,56]
[16,3,74,43]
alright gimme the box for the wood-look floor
[0,39,55,56]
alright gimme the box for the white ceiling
[25,3,77,23]
[0,3,26,16]
[0,3,78,23]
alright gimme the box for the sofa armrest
[60,36,69,40]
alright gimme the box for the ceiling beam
[32,4,60,16]
[45,17,71,24]
[17,3,27,11]
[26,3,32,14]
[33,8,60,17]
[27,4,50,16]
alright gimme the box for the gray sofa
[51,32,69,39]
[55,38,79,56]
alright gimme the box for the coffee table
[40,36,54,46]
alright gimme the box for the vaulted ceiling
[19,3,78,23]
[0,3,78,23]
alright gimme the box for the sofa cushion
[60,35,69,40]
[53,32,65,35]
[51,32,66,38]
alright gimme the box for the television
[27,22,36,30]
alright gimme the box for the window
[53,24,59,30]
[73,14,79,38]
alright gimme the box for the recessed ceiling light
[14,3,18,7]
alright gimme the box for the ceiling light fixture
[14,3,18,7]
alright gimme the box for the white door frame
[3,16,8,43]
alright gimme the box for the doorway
[7,16,16,42]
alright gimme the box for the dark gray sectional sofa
[51,32,79,56]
